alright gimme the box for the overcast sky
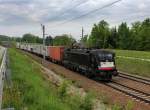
[0,0,150,39]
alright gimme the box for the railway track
[105,81,150,104]
[118,72,150,85]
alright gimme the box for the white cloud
[138,3,146,10]
[0,0,149,39]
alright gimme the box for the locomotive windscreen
[98,53,114,61]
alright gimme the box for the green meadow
[113,49,150,77]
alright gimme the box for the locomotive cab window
[98,53,113,61]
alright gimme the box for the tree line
[0,18,149,51]
[82,18,150,51]
[14,33,76,47]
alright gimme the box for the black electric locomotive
[63,49,118,80]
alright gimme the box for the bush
[66,94,82,110]
[58,81,69,99]
[80,92,94,110]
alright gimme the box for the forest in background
[0,18,150,51]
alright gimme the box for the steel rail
[105,81,150,104]
[118,72,150,85]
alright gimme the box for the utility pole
[41,24,45,62]
[81,27,84,48]
[81,27,84,39]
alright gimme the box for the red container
[48,46,64,61]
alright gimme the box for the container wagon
[48,46,64,63]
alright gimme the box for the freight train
[16,43,118,81]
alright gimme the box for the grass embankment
[114,49,150,77]
[2,48,72,110]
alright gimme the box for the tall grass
[2,48,71,110]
